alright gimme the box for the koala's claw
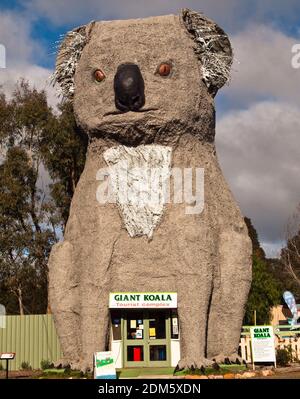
[212,353,244,365]
[54,358,71,369]
[177,357,214,371]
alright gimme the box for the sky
[0,0,300,257]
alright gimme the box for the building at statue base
[109,292,180,368]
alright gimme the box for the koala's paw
[176,357,214,371]
[78,358,93,374]
[54,358,71,369]
[211,353,245,365]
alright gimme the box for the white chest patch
[103,145,172,238]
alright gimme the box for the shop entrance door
[123,310,171,367]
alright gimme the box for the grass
[37,363,248,379]
[117,364,247,378]
[117,367,174,378]
[173,364,247,377]
[39,369,92,379]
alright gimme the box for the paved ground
[256,367,300,379]
[1,366,300,379]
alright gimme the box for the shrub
[276,346,293,367]
[20,361,32,370]
[40,359,53,370]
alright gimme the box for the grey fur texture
[53,9,233,99]
[181,8,233,93]
[48,11,252,372]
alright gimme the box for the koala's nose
[114,63,145,112]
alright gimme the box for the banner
[283,291,299,327]
[109,292,177,308]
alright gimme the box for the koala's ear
[53,21,95,99]
[181,8,233,95]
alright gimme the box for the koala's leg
[48,241,81,369]
[176,275,214,370]
[79,291,110,372]
[206,229,252,363]
[78,236,117,372]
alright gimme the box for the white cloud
[0,11,58,108]
[0,64,58,109]
[222,24,300,106]
[216,101,300,256]
[262,240,284,258]
[0,11,42,64]
[216,23,300,257]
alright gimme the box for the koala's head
[54,9,232,145]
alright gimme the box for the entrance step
[117,367,175,379]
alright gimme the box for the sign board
[250,326,276,363]
[94,351,116,379]
[109,292,177,309]
[0,353,15,360]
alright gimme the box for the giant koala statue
[49,9,252,371]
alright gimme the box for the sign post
[250,326,276,370]
[94,352,116,379]
[0,353,15,379]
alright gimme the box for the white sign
[109,292,177,309]
[94,351,116,379]
[250,326,276,363]
[0,353,15,360]
[136,330,143,339]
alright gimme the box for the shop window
[127,346,144,361]
[150,345,167,361]
[127,312,144,340]
[148,311,166,339]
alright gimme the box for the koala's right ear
[52,21,95,100]
[181,9,233,96]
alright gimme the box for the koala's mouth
[103,108,158,117]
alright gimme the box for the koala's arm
[206,154,252,360]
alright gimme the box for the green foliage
[0,80,86,314]
[244,255,282,325]
[40,101,87,228]
[276,346,293,367]
[244,218,282,325]
[40,359,53,370]
[244,217,266,260]
[20,361,32,370]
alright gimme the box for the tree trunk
[17,286,24,315]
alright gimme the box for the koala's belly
[109,223,215,293]
[64,141,225,291]
[67,199,216,293]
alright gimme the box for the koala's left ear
[52,21,95,99]
[181,9,233,95]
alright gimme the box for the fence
[240,325,300,363]
[0,315,62,371]
[1,315,300,370]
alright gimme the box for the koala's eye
[94,69,106,82]
[157,62,172,77]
